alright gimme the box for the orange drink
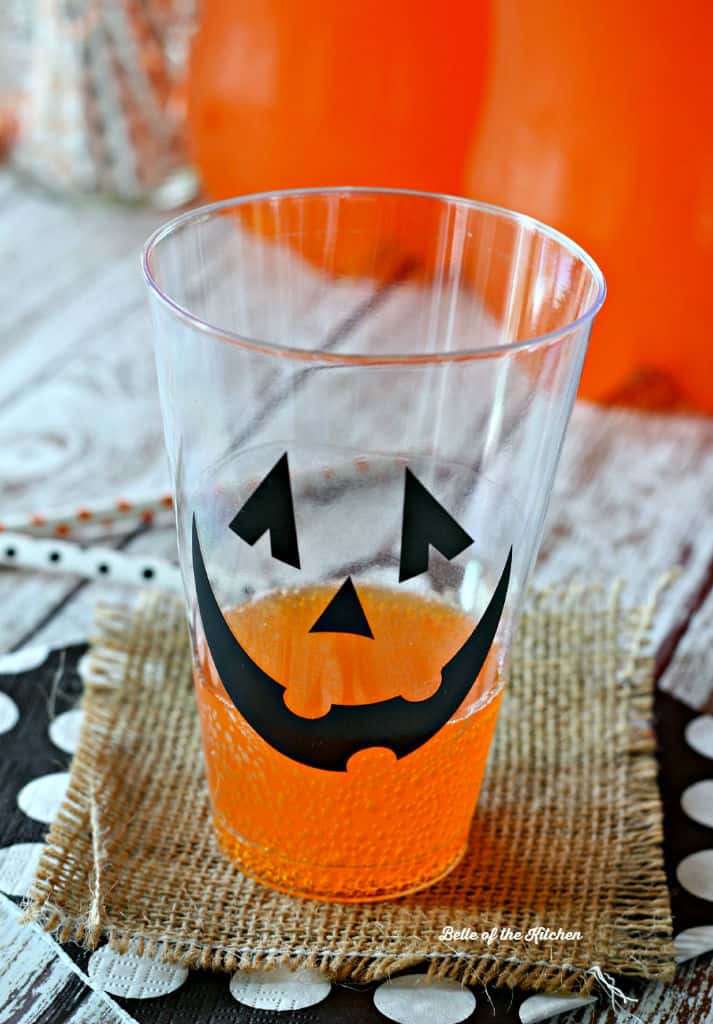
[195,585,502,901]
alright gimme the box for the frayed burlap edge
[24,576,677,1001]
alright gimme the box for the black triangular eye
[399,468,473,582]
[229,453,301,569]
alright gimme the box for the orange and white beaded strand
[0,494,175,540]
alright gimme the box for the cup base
[212,812,468,903]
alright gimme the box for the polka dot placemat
[0,621,710,1021]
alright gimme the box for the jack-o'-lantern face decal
[192,453,511,772]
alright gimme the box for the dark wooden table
[0,168,711,1023]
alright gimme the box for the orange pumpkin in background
[465,0,713,413]
[186,0,489,198]
[187,1,713,413]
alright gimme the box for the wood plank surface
[541,403,713,709]
[0,896,133,1024]
[657,584,713,712]
[0,167,711,1023]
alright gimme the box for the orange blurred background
[185,0,713,414]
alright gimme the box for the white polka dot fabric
[372,974,476,1024]
[674,926,713,964]
[681,781,713,829]
[674,708,713,964]
[48,708,84,754]
[0,645,49,674]
[229,966,331,1011]
[17,772,70,824]
[676,851,713,903]
[686,715,713,760]
[0,691,19,734]
[87,945,189,999]
[0,842,45,897]
[518,993,597,1023]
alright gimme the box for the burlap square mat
[26,583,675,996]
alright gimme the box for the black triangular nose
[309,577,374,639]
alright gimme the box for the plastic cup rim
[141,185,606,366]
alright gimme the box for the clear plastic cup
[143,188,605,901]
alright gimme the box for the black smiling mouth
[192,515,511,773]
